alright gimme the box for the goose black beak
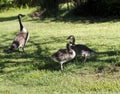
[21,14,25,17]
[18,14,25,17]
[67,36,70,40]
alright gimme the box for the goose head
[9,41,19,51]
[67,35,75,45]
[67,35,75,39]
[18,14,25,19]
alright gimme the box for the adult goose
[51,42,76,70]
[9,14,29,52]
[67,35,95,63]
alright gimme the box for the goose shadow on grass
[1,35,120,73]
[28,35,76,70]
[29,37,120,71]
[1,47,60,73]
[68,50,120,74]
[28,40,60,71]
[0,36,68,73]
[72,50,120,65]
[0,16,17,22]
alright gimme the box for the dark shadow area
[19,6,117,23]
[97,51,120,56]
[0,33,120,74]
[28,6,120,24]
[29,40,60,71]
[48,16,120,24]
[0,16,17,22]
[72,50,120,64]
[29,13,120,24]
[0,35,69,74]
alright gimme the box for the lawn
[0,8,120,94]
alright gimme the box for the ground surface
[0,8,120,94]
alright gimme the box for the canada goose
[67,35,95,63]
[9,14,29,52]
[51,42,76,70]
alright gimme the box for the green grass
[0,8,120,94]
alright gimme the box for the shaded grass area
[0,8,120,94]
[48,16,120,24]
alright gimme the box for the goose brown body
[67,35,95,63]
[51,42,76,70]
[9,14,29,52]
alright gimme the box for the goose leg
[18,48,21,52]
[60,62,64,70]
[83,56,87,63]
[82,54,87,63]
[22,47,25,52]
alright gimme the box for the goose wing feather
[51,49,74,62]
[14,32,27,47]
[71,44,95,55]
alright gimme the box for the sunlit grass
[0,8,120,94]
[0,7,36,17]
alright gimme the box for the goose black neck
[18,16,23,31]
[72,37,75,45]
[66,43,71,51]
